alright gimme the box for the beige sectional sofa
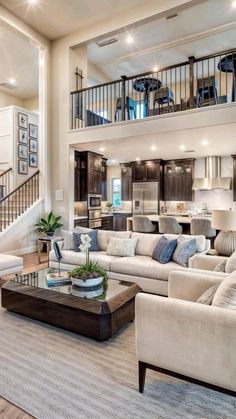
[49,230,210,296]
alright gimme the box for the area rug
[0,307,235,419]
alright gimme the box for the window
[136,101,145,119]
[112,178,121,207]
[97,110,108,119]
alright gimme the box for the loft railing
[0,167,12,198]
[70,48,236,130]
[0,170,39,232]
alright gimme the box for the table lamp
[212,210,236,256]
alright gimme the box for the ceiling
[0,0,150,40]
[0,20,39,99]
[75,123,236,164]
[87,0,236,80]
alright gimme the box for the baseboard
[4,245,37,256]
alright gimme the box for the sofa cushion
[196,284,219,305]
[225,250,236,274]
[212,271,236,309]
[152,236,177,264]
[214,259,227,273]
[172,236,197,267]
[97,230,131,251]
[165,234,206,253]
[106,237,137,257]
[73,231,99,252]
[110,255,182,281]
[49,250,118,271]
[0,254,23,271]
[131,232,160,256]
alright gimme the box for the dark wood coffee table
[1,269,140,341]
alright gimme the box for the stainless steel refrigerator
[132,182,159,215]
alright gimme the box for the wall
[23,97,39,112]
[0,90,24,108]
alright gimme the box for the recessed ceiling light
[126,35,134,45]
[111,159,116,163]
[136,157,140,161]
[99,147,105,152]
[232,0,236,8]
[150,145,157,151]
[202,139,208,146]
[153,66,158,72]
[9,78,16,85]
[180,145,186,151]
[29,0,38,4]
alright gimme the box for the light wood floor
[0,252,47,419]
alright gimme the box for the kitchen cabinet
[74,151,80,201]
[164,159,195,201]
[121,164,132,201]
[132,160,162,182]
[75,151,103,200]
[232,155,236,201]
[74,218,88,228]
[101,158,107,201]
[113,213,132,231]
[101,216,113,230]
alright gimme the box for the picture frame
[29,124,38,139]
[29,138,38,153]
[18,159,28,175]
[18,112,28,129]
[18,128,28,144]
[29,153,38,168]
[18,144,28,159]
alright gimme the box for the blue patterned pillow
[172,236,197,267]
[73,231,99,252]
[152,236,177,264]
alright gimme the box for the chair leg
[139,361,146,393]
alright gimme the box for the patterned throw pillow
[197,284,219,305]
[214,259,227,273]
[106,238,137,257]
[73,231,99,252]
[212,272,236,309]
[61,230,75,250]
[152,236,177,264]
[172,235,197,267]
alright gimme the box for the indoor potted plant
[34,211,63,237]
[69,234,108,289]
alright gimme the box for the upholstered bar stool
[132,216,157,233]
[190,217,216,247]
[158,216,183,234]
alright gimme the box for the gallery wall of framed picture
[18,112,38,175]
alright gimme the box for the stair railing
[0,167,12,197]
[0,170,39,232]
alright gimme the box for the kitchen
[74,150,236,232]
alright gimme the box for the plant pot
[46,232,55,237]
[71,276,103,288]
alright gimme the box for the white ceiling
[75,123,236,164]
[87,0,236,79]
[0,0,149,40]
[0,20,39,99]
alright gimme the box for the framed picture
[18,144,28,159]
[18,159,28,175]
[29,153,38,168]
[18,112,28,129]
[18,128,28,144]
[29,124,38,139]
[29,138,38,153]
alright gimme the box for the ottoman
[0,254,23,278]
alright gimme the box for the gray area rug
[0,307,235,419]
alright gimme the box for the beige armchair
[136,270,236,394]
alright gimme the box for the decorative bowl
[71,276,103,288]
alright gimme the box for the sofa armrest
[135,293,236,392]
[189,254,227,270]
[168,270,224,301]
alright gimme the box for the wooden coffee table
[1,269,140,341]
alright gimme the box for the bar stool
[190,217,216,247]
[158,216,183,234]
[133,216,156,233]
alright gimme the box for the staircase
[0,170,40,233]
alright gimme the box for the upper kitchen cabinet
[133,160,162,182]
[232,155,236,201]
[101,158,107,201]
[75,151,103,201]
[121,164,132,201]
[164,159,195,201]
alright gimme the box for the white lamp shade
[212,210,236,231]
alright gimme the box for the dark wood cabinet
[133,160,161,182]
[101,216,113,230]
[121,164,132,201]
[232,155,236,202]
[75,151,103,201]
[113,213,132,231]
[88,171,102,194]
[164,159,195,201]
[101,158,107,201]
[74,218,88,228]
[133,164,146,181]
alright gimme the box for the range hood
[192,156,232,191]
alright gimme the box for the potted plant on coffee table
[34,211,63,237]
[69,234,108,289]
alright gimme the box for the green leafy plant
[34,211,63,236]
[106,201,113,208]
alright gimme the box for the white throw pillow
[212,271,236,309]
[197,284,219,305]
[225,250,236,274]
[61,230,75,250]
[106,238,137,257]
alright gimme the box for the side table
[37,237,63,265]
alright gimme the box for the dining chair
[158,216,183,234]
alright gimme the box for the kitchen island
[126,214,212,232]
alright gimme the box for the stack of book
[46,273,72,287]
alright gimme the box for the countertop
[74,216,88,221]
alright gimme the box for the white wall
[23,97,39,112]
[0,90,24,108]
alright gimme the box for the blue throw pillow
[73,231,99,252]
[152,236,177,264]
[172,236,197,267]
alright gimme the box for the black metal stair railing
[0,167,12,198]
[70,47,236,130]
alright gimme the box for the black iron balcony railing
[70,48,236,130]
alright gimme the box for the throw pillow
[75,226,92,233]
[106,238,137,257]
[152,236,177,264]
[213,259,227,273]
[73,231,99,252]
[225,250,236,274]
[61,230,75,250]
[172,235,197,267]
[212,272,236,309]
[197,284,219,305]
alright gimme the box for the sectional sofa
[49,229,210,296]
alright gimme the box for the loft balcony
[70,48,236,131]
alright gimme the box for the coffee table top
[7,268,140,314]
